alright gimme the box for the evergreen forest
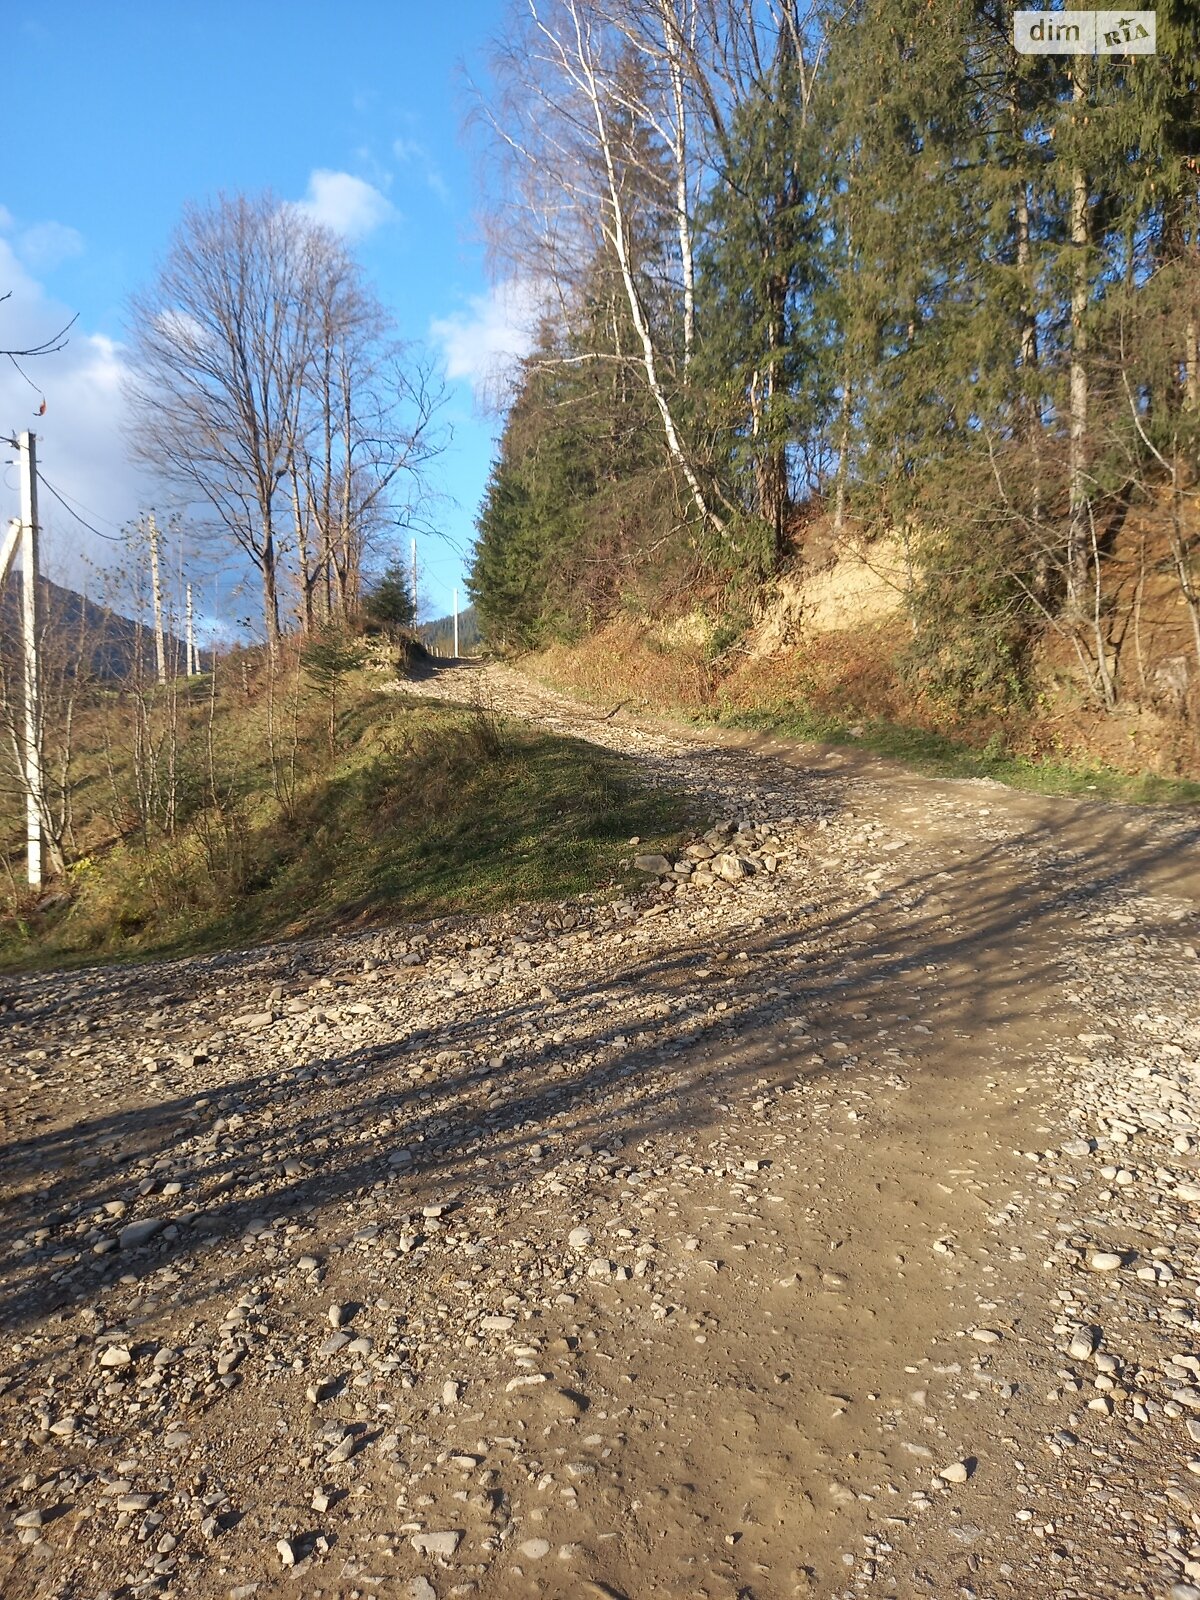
[469,0,1200,735]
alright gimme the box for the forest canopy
[469,0,1200,710]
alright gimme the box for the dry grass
[0,665,690,971]
[531,618,717,716]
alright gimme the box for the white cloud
[18,221,84,271]
[292,169,394,240]
[0,235,158,586]
[430,278,547,406]
[153,306,209,354]
[392,137,452,207]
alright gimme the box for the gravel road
[2,660,1199,1600]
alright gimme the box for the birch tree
[487,0,725,533]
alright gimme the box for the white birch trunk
[555,0,723,532]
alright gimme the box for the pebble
[411,1530,462,1558]
[1088,1252,1123,1272]
[519,1538,551,1559]
[118,1218,165,1250]
[1067,1326,1098,1361]
[938,1462,970,1485]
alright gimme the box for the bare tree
[1,290,78,360]
[478,0,835,539]
[285,239,446,628]
[126,194,322,651]
[0,572,102,876]
[127,194,444,648]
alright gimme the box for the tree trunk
[290,464,316,633]
[833,382,851,540]
[260,527,281,651]
[1015,174,1047,590]
[1067,68,1090,613]
[659,0,695,376]
[567,1,723,535]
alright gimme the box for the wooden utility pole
[453,587,459,659]
[410,537,418,624]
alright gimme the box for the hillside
[0,573,203,681]
[0,648,686,969]
[421,604,481,658]
[468,3,1200,783]
[523,489,1200,790]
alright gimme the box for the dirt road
[2,661,1199,1600]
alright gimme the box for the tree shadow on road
[1,755,1197,1379]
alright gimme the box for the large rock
[411,1530,462,1558]
[118,1217,165,1250]
[634,854,672,876]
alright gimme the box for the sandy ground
[2,660,1199,1600]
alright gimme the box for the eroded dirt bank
[2,661,1199,1600]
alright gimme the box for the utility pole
[17,433,43,887]
[186,582,197,675]
[453,587,459,659]
[410,537,418,625]
[146,512,166,684]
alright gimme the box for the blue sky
[1,0,532,635]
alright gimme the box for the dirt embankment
[530,496,1200,780]
[1,662,1199,1600]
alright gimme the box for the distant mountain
[1,573,206,680]
[420,603,481,658]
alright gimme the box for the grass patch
[0,691,689,972]
[721,702,1200,806]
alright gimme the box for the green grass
[0,691,690,972]
[719,702,1200,806]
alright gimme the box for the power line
[33,469,124,543]
[36,471,123,530]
